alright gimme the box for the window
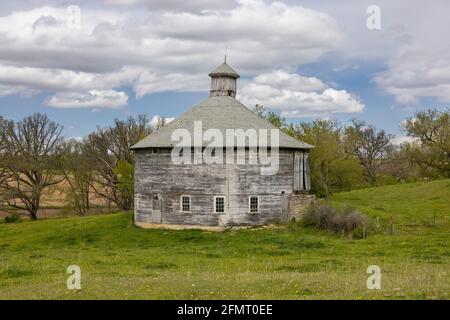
[181,195,191,212]
[249,196,259,213]
[214,196,225,213]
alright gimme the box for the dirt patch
[134,221,251,232]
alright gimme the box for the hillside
[331,179,450,229]
[0,180,449,299]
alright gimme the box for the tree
[344,120,393,184]
[253,104,267,117]
[59,140,93,215]
[0,117,8,189]
[85,115,151,210]
[403,108,450,176]
[0,113,64,220]
[154,116,169,130]
[251,106,367,195]
[266,111,286,129]
[114,159,135,206]
[287,120,364,197]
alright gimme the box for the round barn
[131,61,314,228]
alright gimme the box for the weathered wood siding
[210,77,237,98]
[134,148,310,227]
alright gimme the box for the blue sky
[0,0,449,143]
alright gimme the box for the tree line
[0,108,448,219]
[0,114,170,220]
[255,106,450,197]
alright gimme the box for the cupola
[208,61,240,98]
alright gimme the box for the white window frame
[248,196,259,213]
[180,195,191,213]
[214,196,226,214]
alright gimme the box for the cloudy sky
[0,0,449,140]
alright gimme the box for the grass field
[0,180,449,299]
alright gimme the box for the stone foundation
[288,193,316,221]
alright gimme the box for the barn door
[303,153,311,191]
[151,194,162,223]
[293,152,304,191]
[281,194,290,222]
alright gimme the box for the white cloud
[104,0,237,13]
[149,115,175,128]
[374,51,450,106]
[285,0,450,108]
[0,1,343,109]
[134,71,207,98]
[67,136,84,142]
[45,90,128,108]
[238,70,364,117]
[392,135,416,146]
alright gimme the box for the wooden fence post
[433,210,437,227]
[389,216,394,235]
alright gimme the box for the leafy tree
[289,120,365,197]
[378,144,421,182]
[344,120,393,184]
[251,106,366,195]
[114,159,135,206]
[0,113,64,220]
[403,108,450,177]
[266,111,286,129]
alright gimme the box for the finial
[224,47,227,63]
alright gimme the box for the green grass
[0,180,449,299]
[330,179,450,230]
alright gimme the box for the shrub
[4,213,22,224]
[301,203,369,238]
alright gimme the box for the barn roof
[208,62,240,79]
[131,95,313,149]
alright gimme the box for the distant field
[0,180,449,299]
[0,178,112,219]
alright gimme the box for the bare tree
[59,140,93,215]
[0,117,7,178]
[0,113,65,220]
[85,115,151,210]
[252,104,267,117]
[0,117,9,205]
[154,116,168,130]
[344,119,393,184]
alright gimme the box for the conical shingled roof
[131,95,313,149]
[208,62,240,79]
